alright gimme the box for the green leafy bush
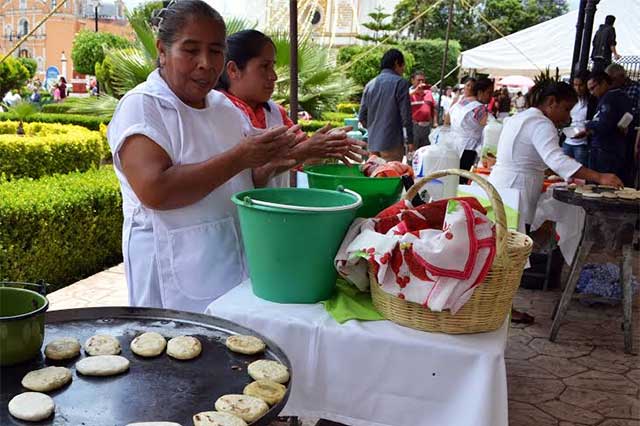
[399,39,461,87]
[71,31,132,75]
[0,167,123,290]
[41,103,74,114]
[0,121,104,179]
[320,112,353,122]
[298,120,343,132]
[336,45,415,88]
[0,57,30,98]
[337,103,360,114]
[17,57,37,78]
[0,112,106,130]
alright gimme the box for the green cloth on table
[458,190,520,230]
[322,279,384,324]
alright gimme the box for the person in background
[440,86,454,118]
[29,88,41,104]
[562,70,598,166]
[514,91,526,112]
[409,70,438,150]
[53,85,61,102]
[58,77,68,100]
[606,63,640,186]
[489,81,622,323]
[216,29,366,183]
[586,71,633,184]
[359,48,413,162]
[497,87,511,119]
[591,15,620,73]
[449,77,494,172]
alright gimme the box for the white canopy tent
[460,0,640,77]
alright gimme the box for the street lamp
[93,0,101,32]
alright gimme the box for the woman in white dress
[107,0,298,313]
[489,80,622,228]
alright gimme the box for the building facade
[210,0,400,46]
[0,0,133,90]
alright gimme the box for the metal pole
[570,0,587,79]
[289,0,298,125]
[95,4,100,95]
[437,0,454,124]
[578,0,599,74]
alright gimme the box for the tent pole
[578,0,599,74]
[289,0,299,125]
[570,0,587,79]
[437,0,454,124]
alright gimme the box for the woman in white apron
[489,80,623,228]
[216,29,367,187]
[107,0,298,313]
[449,78,494,172]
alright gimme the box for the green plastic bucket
[0,282,49,366]
[233,187,361,303]
[304,164,403,218]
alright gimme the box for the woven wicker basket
[369,169,532,334]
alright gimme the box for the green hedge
[400,39,461,87]
[0,166,123,291]
[40,103,74,114]
[320,112,353,122]
[299,120,344,132]
[0,121,104,180]
[0,112,107,131]
[337,45,415,88]
[337,103,360,114]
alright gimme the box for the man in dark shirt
[591,15,621,73]
[606,63,640,186]
[359,49,413,162]
[586,71,633,183]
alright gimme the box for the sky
[121,0,581,15]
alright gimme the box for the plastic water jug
[480,116,503,168]
[344,117,363,140]
[411,142,460,200]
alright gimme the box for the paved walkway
[48,265,640,426]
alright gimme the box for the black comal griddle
[0,307,291,426]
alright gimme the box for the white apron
[449,99,483,157]
[256,101,289,188]
[110,71,254,313]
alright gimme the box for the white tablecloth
[206,281,509,426]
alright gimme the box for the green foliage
[0,112,106,130]
[400,39,461,86]
[71,31,132,75]
[270,32,359,117]
[0,121,104,180]
[298,119,343,132]
[41,103,74,114]
[127,2,160,61]
[64,96,119,122]
[336,44,415,88]
[392,0,568,50]
[337,102,360,114]
[0,166,123,290]
[356,6,397,44]
[0,57,30,99]
[320,111,352,122]
[8,101,38,123]
[17,58,37,78]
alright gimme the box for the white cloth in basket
[335,199,496,314]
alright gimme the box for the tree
[17,57,37,78]
[392,0,568,50]
[71,31,132,75]
[0,57,30,99]
[356,6,396,44]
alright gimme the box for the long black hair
[151,0,225,67]
[216,30,276,91]
[526,80,578,108]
